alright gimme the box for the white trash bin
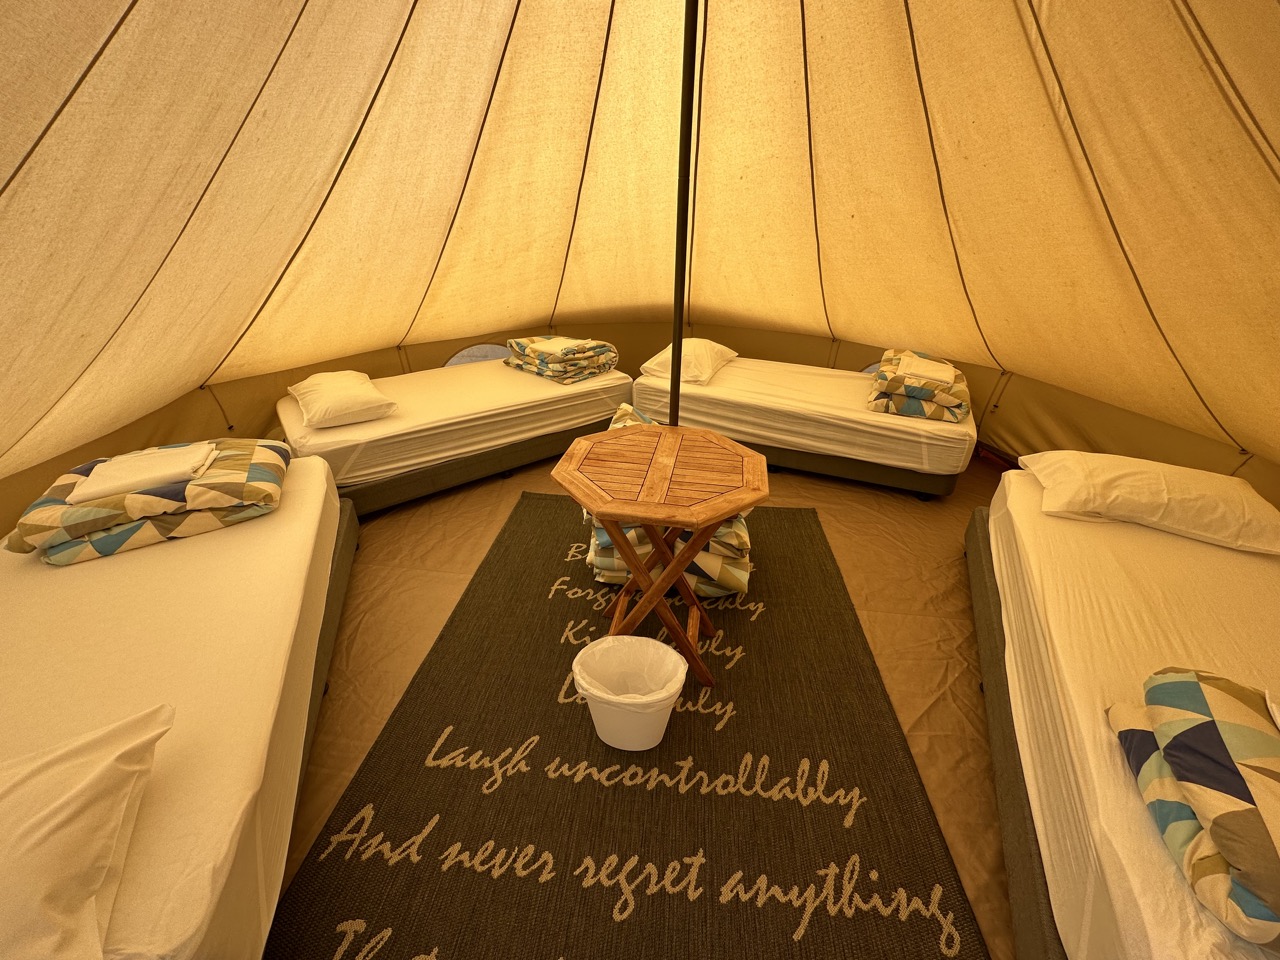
[571,635,688,751]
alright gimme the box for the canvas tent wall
[2,0,1278,526]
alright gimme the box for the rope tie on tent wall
[900,0,1004,372]
[548,2,618,332]
[400,2,524,350]
[1022,0,1242,450]
[200,385,234,433]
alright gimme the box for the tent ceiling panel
[908,0,1227,444]
[0,0,411,477]
[803,0,992,364]
[208,0,505,382]
[1041,1,1280,461]
[689,0,828,337]
[0,0,129,186]
[407,0,613,344]
[554,0,683,321]
[1185,0,1280,149]
[0,0,306,467]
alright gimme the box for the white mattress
[277,360,634,485]
[989,469,1280,960]
[0,455,340,959]
[632,357,976,475]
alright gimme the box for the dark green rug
[265,492,987,960]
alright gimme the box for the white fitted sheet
[989,469,1280,960]
[278,360,634,485]
[0,456,339,960]
[632,357,976,475]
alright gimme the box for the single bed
[966,467,1280,960]
[632,356,977,496]
[0,455,358,960]
[277,359,634,515]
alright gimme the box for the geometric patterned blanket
[868,349,971,423]
[504,335,619,385]
[1110,668,1280,954]
[4,438,290,565]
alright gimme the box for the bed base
[740,441,958,498]
[298,497,359,801]
[965,507,1069,960]
[336,418,615,516]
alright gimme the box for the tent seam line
[0,0,143,198]
[399,0,524,351]
[205,0,423,385]
[901,0,1003,371]
[1025,0,1243,450]
[0,0,313,465]
[1169,0,1280,181]
[549,0,618,331]
[798,0,836,344]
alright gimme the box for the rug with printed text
[264,492,988,960]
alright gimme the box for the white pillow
[286,370,398,428]
[640,339,737,385]
[0,704,174,959]
[1019,450,1280,554]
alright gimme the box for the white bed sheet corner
[988,469,1280,960]
[0,455,340,960]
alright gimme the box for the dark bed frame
[297,496,360,800]
[965,506,1069,960]
[336,418,616,516]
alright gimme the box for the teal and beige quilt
[6,438,290,565]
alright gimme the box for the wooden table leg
[640,523,716,638]
[599,519,716,687]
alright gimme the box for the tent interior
[3,1,1278,958]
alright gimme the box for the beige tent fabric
[407,0,613,343]
[0,0,127,185]
[3,1,1280,487]
[285,457,1015,960]
[0,0,306,474]
[1036,2,1280,458]
[213,0,517,383]
[2,0,411,477]
[804,1,993,362]
[690,0,829,336]
[554,0,683,321]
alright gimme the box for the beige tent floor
[286,454,1015,960]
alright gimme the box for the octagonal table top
[551,423,769,528]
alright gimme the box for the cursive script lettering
[574,848,706,921]
[439,837,556,883]
[545,753,867,827]
[424,725,538,794]
[547,576,615,611]
[331,919,439,960]
[320,804,438,865]
[718,854,960,955]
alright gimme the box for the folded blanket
[66,442,217,504]
[868,348,971,422]
[505,336,619,384]
[1110,669,1280,953]
[896,353,956,387]
[587,514,752,597]
[6,438,290,565]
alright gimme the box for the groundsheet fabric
[266,492,987,960]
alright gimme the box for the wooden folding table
[552,423,768,687]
